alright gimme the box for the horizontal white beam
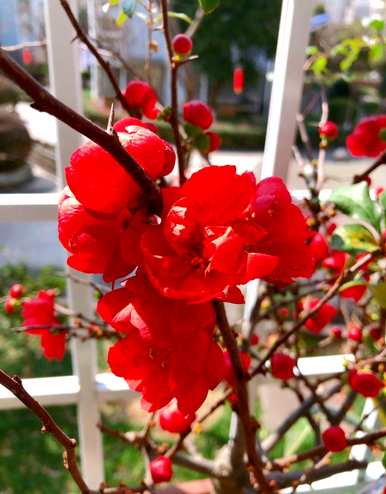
[0,193,58,222]
[0,372,134,410]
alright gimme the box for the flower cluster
[183,100,221,154]
[57,132,316,414]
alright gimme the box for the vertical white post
[44,0,104,488]
[260,0,315,180]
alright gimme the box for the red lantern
[233,67,244,95]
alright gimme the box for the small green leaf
[382,451,386,469]
[184,122,202,138]
[109,0,120,5]
[369,18,385,33]
[331,224,379,253]
[194,133,210,152]
[115,10,128,26]
[369,43,384,64]
[370,282,386,309]
[306,46,318,56]
[311,55,327,75]
[198,0,220,14]
[168,11,193,24]
[329,182,381,229]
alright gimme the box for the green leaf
[109,0,120,5]
[382,452,386,469]
[369,43,384,64]
[369,18,385,33]
[311,55,327,75]
[331,224,379,253]
[168,11,193,24]
[306,45,318,56]
[115,10,128,26]
[199,0,220,14]
[370,282,386,309]
[329,182,381,229]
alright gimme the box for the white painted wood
[44,0,104,487]
[0,193,58,222]
[0,373,135,410]
[261,0,315,180]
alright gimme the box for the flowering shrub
[0,1,385,494]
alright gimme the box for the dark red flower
[270,353,296,381]
[251,177,315,284]
[100,273,224,413]
[58,188,148,282]
[22,290,66,361]
[205,131,221,153]
[308,232,329,265]
[304,298,337,334]
[348,323,362,342]
[159,403,195,433]
[349,370,384,398]
[346,115,386,157]
[4,297,16,315]
[172,34,193,56]
[9,283,25,299]
[330,326,342,339]
[250,334,259,346]
[141,166,278,303]
[369,327,382,341]
[183,100,214,130]
[322,250,348,275]
[150,456,173,483]
[65,127,175,216]
[322,426,347,452]
[123,80,158,119]
[319,121,339,141]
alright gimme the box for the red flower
[159,402,195,433]
[58,188,148,282]
[304,298,337,334]
[205,131,221,153]
[322,426,347,452]
[319,121,339,141]
[150,456,173,483]
[330,326,342,339]
[9,283,25,299]
[22,290,66,361]
[251,177,315,284]
[172,34,193,56]
[339,283,367,302]
[347,323,362,342]
[141,166,278,303]
[223,351,251,388]
[113,117,157,134]
[346,115,386,157]
[100,273,224,413]
[4,297,16,315]
[308,232,329,265]
[270,353,296,381]
[369,327,382,341]
[322,250,348,275]
[123,80,158,119]
[183,100,214,130]
[65,127,175,216]
[349,370,384,398]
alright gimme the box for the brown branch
[59,0,132,115]
[274,427,386,469]
[248,252,375,380]
[214,301,272,493]
[0,369,90,493]
[160,0,186,185]
[0,47,162,214]
[353,147,386,184]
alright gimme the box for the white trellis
[0,0,383,491]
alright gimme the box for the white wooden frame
[0,0,383,491]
